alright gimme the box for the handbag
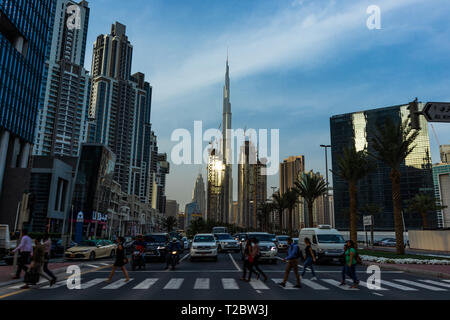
[24,267,40,285]
[248,255,254,263]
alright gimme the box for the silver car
[242,232,278,264]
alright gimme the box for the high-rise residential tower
[207,148,225,222]
[330,104,435,231]
[0,0,56,228]
[87,22,153,203]
[192,173,206,219]
[33,0,91,157]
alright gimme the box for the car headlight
[318,249,324,253]
[270,246,277,251]
[157,246,166,250]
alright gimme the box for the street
[0,251,449,300]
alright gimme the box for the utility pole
[320,145,331,224]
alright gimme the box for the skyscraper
[221,58,232,224]
[0,0,56,228]
[279,155,305,229]
[33,0,91,157]
[87,22,153,203]
[207,148,225,222]
[432,163,450,228]
[330,104,435,231]
[192,173,206,219]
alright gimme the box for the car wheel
[89,252,96,261]
[110,250,115,258]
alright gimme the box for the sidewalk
[0,261,82,288]
[363,261,450,279]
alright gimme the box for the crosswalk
[28,277,450,293]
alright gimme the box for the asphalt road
[1,250,449,300]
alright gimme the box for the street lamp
[320,144,331,224]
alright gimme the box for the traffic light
[407,98,420,130]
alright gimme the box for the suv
[214,233,240,253]
[241,232,278,264]
[143,233,170,262]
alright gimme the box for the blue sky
[83,0,450,209]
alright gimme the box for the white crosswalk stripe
[85,264,100,268]
[322,279,359,290]
[163,278,184,289]
[81,278,108,289]
[11,279,47,289]
[419,280,450,289]
[222,278,239,289]
[133,278,158,289]
[102,278,133,289]
[380,280,417,291]
[302,279,329,290]
[41,281,67,289]
[345,279,387,291]
[394,279,447,291]
[249,279,269,290]
[194,278,210,289]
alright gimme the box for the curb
[362,261,450,279]
[0,263,89,289]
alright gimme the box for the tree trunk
[420,211,429,229]
[279,209,283,234]
[349,181,358,248]
[288,208,293,236]
[308,202,314,228]
[390,169,405,255]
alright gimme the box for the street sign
[423,102,450,123]
[363,215,373,226]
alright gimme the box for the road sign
[363,215,373,226]
[423,102,450,123]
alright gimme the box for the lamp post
[320,144,331,225]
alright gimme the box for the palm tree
[407,193,446,229]
[272,191,286,233]
[295,172,327,228]
[284,188,301,236]
[333,146,374,245]
[162,216,178,233]
[258,202,274,232]
[371,118,420,255]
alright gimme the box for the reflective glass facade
[0,0,56,142]
[330,104,435,231]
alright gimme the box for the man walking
[278,237,301,288]
[12,229,33,279]
[22,237,53,288]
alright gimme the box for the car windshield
[80,240,98,247]
[144,235,167,243]
[277,236,289,241]
[194,235,215,242]
[317,234,345,243]
[248,234,274,242]
[216,234,233,240]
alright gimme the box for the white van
[298,225,345,263]
[0,224,11,259]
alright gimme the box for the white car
[214,233,240,253]
[190,233,218,261]
[182,237,190,250]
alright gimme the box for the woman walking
[241,239,257,281]
[43,233,57,285]
[301,237,317,280]
[343,240,359,288]
[249,238,267,282]
[106,236,130,283]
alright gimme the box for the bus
[212,226,228,234]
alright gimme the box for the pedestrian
[42,233,57,285]
[339,243,348,286]
[249,238,268,282]
[240,239,257,282]
[343,240,359,288]
[12,229,33,279]
[278,237,302,288]
[106,236,130,282]
[301,237,317,280]
[21,237,53,289]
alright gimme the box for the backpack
[24,267,40,285]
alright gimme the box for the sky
[83,0,450,210]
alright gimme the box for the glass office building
[330,104,435,231]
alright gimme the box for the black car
[143,233,171,262]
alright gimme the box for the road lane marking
[98,263,110,266]
[322,279,359,290]
[102,278,133,289]
[222,278,239,289]
[81,278,108,289]
[180,253,190,262]
[419,280,450,289]
[345,279,387,290]
[228,253,242,271]
[194,278,210,289]
[249,279,269,290]
[41,281,67,289]
[372,292,384,296]
[380,280,417,291]
[302,279,329,290]
[394,279,447,291]
[133,278,158,289]
[86,264,100,268]
[271,278,296,290]
[10,279,47,289]
[163,278,184,289]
